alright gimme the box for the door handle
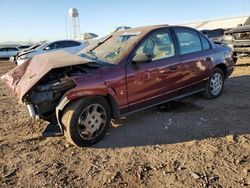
[169,65,177,71]
[205,57,212,61]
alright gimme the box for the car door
[173,27,213,93]
[126,29,182,111]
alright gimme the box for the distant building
[181,15,250,30]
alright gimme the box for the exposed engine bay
[24,63,103,122]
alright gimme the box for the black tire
[61,96,111,147]
[202,68,225,99]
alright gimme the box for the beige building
[181,15,250,30]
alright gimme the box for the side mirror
[132,53,152,64]
[44,46,50,50]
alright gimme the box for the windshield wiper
[88,35,112,54]
[83,35,113,61]
[86,50,98,59]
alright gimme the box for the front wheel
[61,97,111,147]
[203,68,225,99]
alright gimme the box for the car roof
[114,24,170,35]
[113,24,200,36]
[49,39,82,43]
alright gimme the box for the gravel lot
[0,58,250,187]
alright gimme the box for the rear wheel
[203,68,225,99]
[61,96,111,147]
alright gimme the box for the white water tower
[68,8,81,39]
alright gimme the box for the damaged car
[201,28,225,43]
[1,25,235,147]
[16,40,87,65]
[9,43,43,64]
[223,25,250,61]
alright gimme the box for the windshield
[78,31,141,64]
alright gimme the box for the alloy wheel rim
[77,104,107,140]
[210,72,223,96]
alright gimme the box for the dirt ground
[0,58,250,188]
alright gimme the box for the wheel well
[104,94,121,119]
[215,64,227,77]
[59,95,121,120]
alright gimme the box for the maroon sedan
[1,25,234,146]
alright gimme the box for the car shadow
[94,75,250,148]
[235,63,250,67]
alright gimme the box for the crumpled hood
[1,51,94,103]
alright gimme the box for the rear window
[207,29,224,38]
[68,41,81,47]
[174,28,202,55]
[47,41,68,49]
[200,34,211,50]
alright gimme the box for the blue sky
[0,0,249,43]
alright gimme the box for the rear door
[126,29,182,111]
[173,27,213,93]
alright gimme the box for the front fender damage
[1,51,113,137]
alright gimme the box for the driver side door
[126,29,182,111]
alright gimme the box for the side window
[8,48,18,51]
[46,42,56,50]
[47,41,67,50]
[0,48,5,52]
[200,34,211,50]
[174,28,202,55]
[55,41,68,49]
[68,41,81,47]
[134,30,175,61]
